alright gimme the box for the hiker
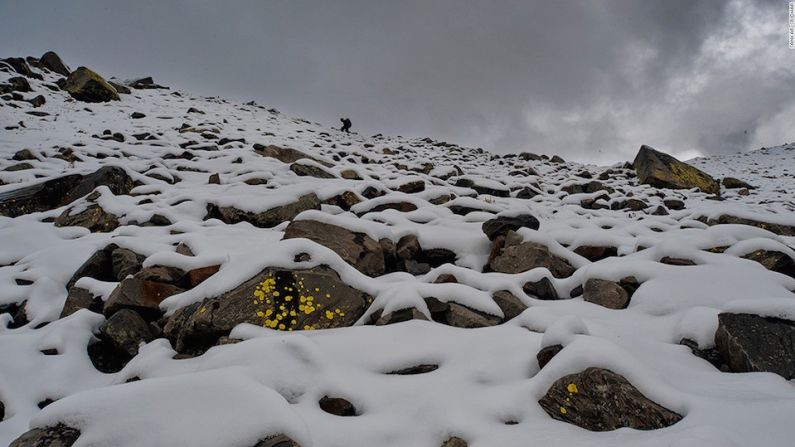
[340,118,352,133]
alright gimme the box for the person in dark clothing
[340,118,352,133]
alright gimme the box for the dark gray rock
[715,313,795,379]
[40,51,71,76]
[9,424,80,447]
[319,396,357,416]
[54,204,121,233]
[537,344,563,369]
[492,290,528,320]
[482,214,540,241]
[0,166,133,218]
[205,193,320,228]
[283,220,386,277]
[538,367,683,431]
[99,308,153,356]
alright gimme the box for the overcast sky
[2,0,793,163]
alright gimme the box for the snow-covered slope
[1,56,795,447]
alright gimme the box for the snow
[1,61,795,446]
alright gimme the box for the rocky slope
[1,53,795,447]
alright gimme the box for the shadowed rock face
[0,166,133,218]
[634,145,719,194]
[715,313,795,379]
[64,66,120,102]
[538,367,683,431]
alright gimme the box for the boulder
[583,279,629,309]
[0,166,133,218]
[537,344,563,369]
[289,162,335,179]
[254,435,301,447]
[538,367,683,431]
[633,145,718,194]
[705,215,795,237]
[60,287,103,318]
[319,396,357,416]
[129,76,168,89]
[254,144,332,167]
[492,290,528,320]
[490,242,575,278]
[722,177,754,189]
[205,193,320,228]
[424,297,500,328]
[714,313,795,379]
[523,277,559,300]
[396,180,425,194]
[0,76,32,94]
[164,266,372,354]
[98,308,153,356]
[9,424,80,447]
[104,276,184,320]
[108,81,131,94]
[572,245,617,262]
[40,51,71,76]
[283,220,386,277]
[482,214,540,241]
[454,178,509,197]
[64,67,120,102]
[12,149,37,161]
[742,250,795,278]
[1,57,39,78]
[111,248,146,280]
[54,204,121,233]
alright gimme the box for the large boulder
[490,241,575,278]
[164,266,373,354]
[0,166,133,218]
[205,193,320,228]
[282,220,385,277]
[63,66,120,102]
[714,313,795,379]
[40,51,71,76]
[10,424,80,447]
[633,145,719,194]
[538,367,683,431]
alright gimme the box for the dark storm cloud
[1,0,793,163]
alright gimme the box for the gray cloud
[2,0,793,163]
